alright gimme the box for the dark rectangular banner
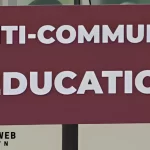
[0,6,150,125]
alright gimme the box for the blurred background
[1,0,150,5]
[0,0,73,5]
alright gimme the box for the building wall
[0,125,62,150]
[0,124,150,150]
[79,124,150,150]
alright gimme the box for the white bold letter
[37,25,55,44]
[135,70,150,94]
[124,71,133,94]
[78,25,100,43]
[3,72,27,95]
[54,71,77,95]
[127,25,144,43]
[56,25,76,44]
[102,71,123,94]
[1,26,18,44]
[30,72,52,95]
[77,71,103,94]
[19,26,26,44]
[102,25,124,43]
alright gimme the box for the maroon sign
[0,6,150,125]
